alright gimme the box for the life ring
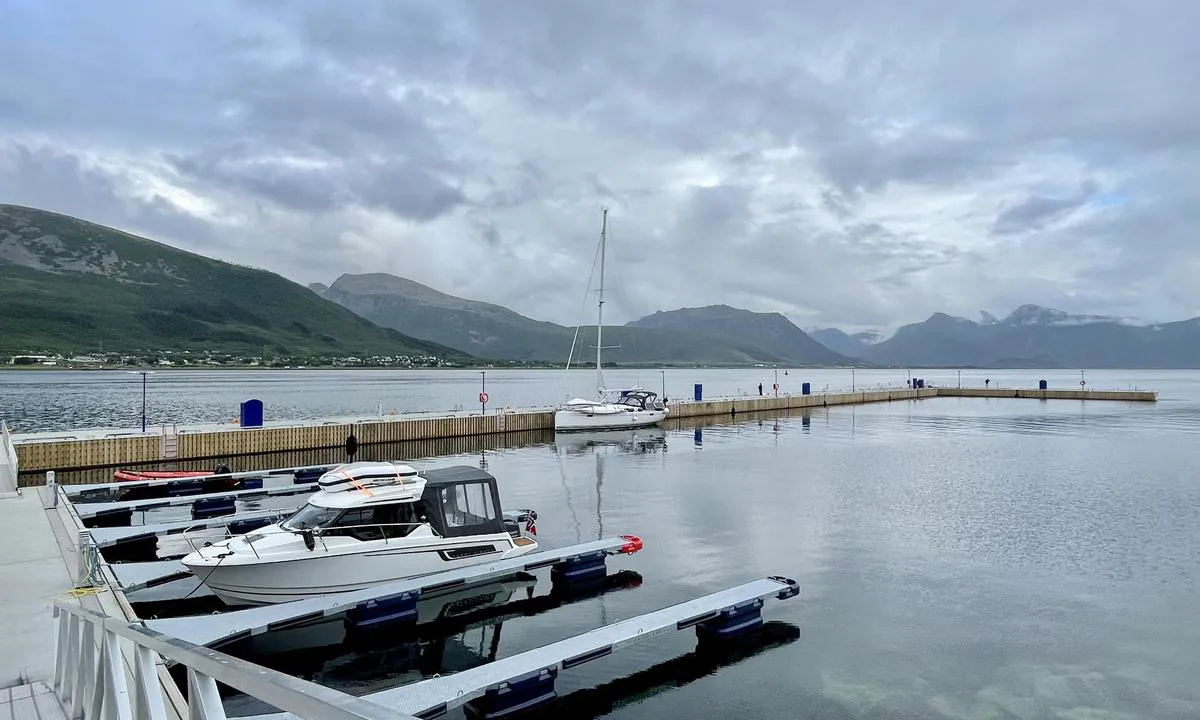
[479,392,489,404]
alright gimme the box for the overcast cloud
[2,0,1198,333]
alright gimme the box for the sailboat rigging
[554,208,670,432]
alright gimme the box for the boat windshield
[282,504,340,531]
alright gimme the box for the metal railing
[1,419,19,494]
[182,521,438,559]
[51,601,419,720]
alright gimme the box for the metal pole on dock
[774,368,779,397]
[957,369,961,388]
[127,370,155,432]
[480,371,487,414]
[851,368,856,392]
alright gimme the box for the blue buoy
[463,667,559,720]
[293,468,325,484]
[551,551,608,587]
[167,479,207,497]
[694,383,703,402]
[192,497,237,520]
[239,398,264,428]
[227,517,274,535]
[801,382,811,395]
[344,591,419,631]
[85,508,134,528]
[694,598,765,642]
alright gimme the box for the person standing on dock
[758,382,763,396]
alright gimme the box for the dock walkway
[0,488,75,687]
[9,386,1158,477]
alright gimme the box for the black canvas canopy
[419,466,505,538]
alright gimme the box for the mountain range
[5,203,1200,368]
[815,305,1200,368]
[313,274,852,366]
[0,205,467,360]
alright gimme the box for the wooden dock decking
[8,386,1157,476]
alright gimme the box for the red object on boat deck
[618,534,644,554]
[111,469,214,482]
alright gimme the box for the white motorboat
[555,208,669,432]
[179,461,540,606]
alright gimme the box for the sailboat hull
[554,406,669,431]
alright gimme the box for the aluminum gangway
[1,420,18,496]
[76,483,318,522]
[51,602,422,720]
[143,536,646,647]
[88,508,295,548]
[64,463,335,498]
[244,576,801,720]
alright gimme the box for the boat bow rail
[76,483,317,523]
[242,575,801,720]
[88,508,297,548]
[143,536,646,647]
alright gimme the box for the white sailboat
[554,208,670,432]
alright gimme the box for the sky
[2,0,1199,334]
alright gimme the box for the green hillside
[317,273,792,365]
[0,205,471,360]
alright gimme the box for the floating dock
[241,576,800,720]
[12,461,804,720]
[7,385,1158,478]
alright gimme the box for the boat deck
[143,537,641,647]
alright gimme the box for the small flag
[524,515,537,535]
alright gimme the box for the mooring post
[46,470,58,507]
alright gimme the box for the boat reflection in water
[218,569,645,715]
[552,427,669,456]
[219,565,800,720]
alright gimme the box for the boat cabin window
[442,482,497,529]
[323,503,426,541]
[283,504,340,531]
[283,502,425,540]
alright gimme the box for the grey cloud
[0,143,221,251]
[992,180,1100,236]
[3,0,1200,332]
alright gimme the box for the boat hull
[554,407,668,431]
[182,533,538,606]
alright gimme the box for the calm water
[0,367,1170,433]
[19,370,1200,718]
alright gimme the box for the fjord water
[7,369,1200,718]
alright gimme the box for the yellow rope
[61,586,108,599]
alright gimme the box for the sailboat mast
[595,207,608,398]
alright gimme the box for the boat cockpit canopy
[418,466,505,538]
[614,389,664,411]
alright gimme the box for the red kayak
[111,464,232,483]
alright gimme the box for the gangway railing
[1,419,19,495]
[52,601,420,720]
